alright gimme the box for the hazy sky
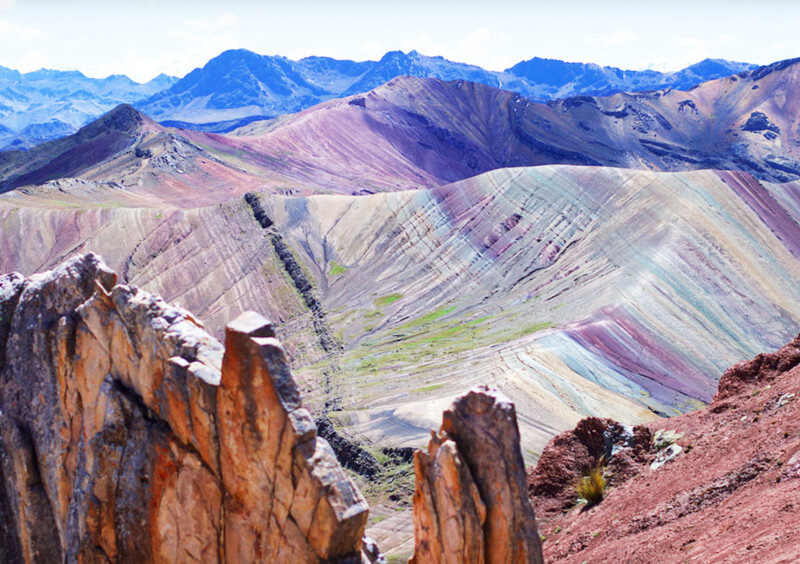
[3,0,800,83]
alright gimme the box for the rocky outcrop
[0,254,368,562]
[411,387,544,563]
[528,418,653,518]
[244,192,340,355]
[713,333,800,404]
[316,415,381,479]
[741,111,780,133]
[529,334,800,562]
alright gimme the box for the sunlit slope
[253,165,800,454]
[3,165,800,458]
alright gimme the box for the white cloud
[358,42,384,61]
[87,29,246,82]
[603,30,637,44]
[446,28,512,70]
[185,12,239,31]
[0,18,42,40]
[401,32,446,57]
[218,12,238,27]
[17,50,48,72]
[0,0,15,9]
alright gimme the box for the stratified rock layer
[412,388,544,563]
[0,254,368,563]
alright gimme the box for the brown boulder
[713,333,800,404]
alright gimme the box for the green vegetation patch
[516,321,553,337]
[415,383,445,393]
[374,292,403,307]
[401,305,456,328]
[329,261,346,276]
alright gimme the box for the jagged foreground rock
[412,388,544,563]
[0,254,369,562]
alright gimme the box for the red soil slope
[529,334,800,563]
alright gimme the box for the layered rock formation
[529,335,800,562]
[412,388,544,563]
[0,253,368,562]
[6,164,800,468]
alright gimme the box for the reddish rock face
[217,313,369,561]
[412,387,544,564]
[529,334,800,563]
[0,254,368,563]
[529,418,653,519]
[412,431,486,563]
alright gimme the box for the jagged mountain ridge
[200,59,800,189]
[5,52,800,203]
[5,56,800,197]
[0,49,754,148]
[136,48,756,130]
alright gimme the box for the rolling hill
[3,164,800,461]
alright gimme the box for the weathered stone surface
[412,387,543,564]
[530,333,800,562]
[411,431,486,563]
[217,313,368,562]
[0,253,369,562]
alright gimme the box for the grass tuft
[576,459,606,507]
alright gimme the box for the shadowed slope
[0,105,153,191]
[212,60,800,192]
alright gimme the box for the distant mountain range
[0,68,176,149]
[138,50,756,131]
[5,56,800,198]
[0,50,756,149]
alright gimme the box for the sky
[2,0,800,83]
